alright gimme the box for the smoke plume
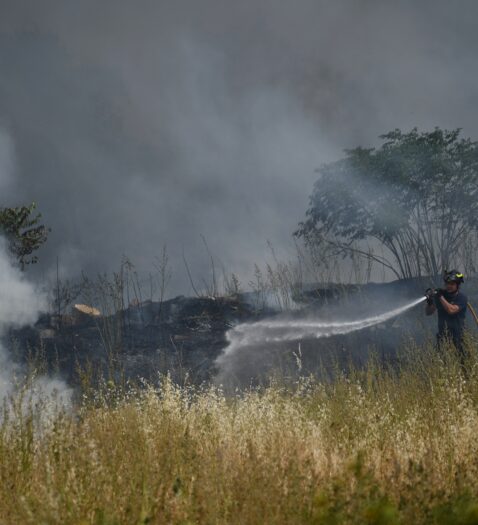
[1,1,478,291]
[0,136,70,404]
[0,238,71,404]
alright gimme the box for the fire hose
[468,302,478,327]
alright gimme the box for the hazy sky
[1,0,478,293]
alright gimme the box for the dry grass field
[1,343,478,524]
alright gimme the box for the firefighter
[425,270,467,354]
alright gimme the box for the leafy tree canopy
[0,202,50,269]
[296,128,478,279]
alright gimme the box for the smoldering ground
[1,1,478,293]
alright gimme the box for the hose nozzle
[425,287,444,305]
[425,288,435,305]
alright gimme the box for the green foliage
[433,494,478,525]
[0,202,50,269]
[297,128,478,279]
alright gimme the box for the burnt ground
[6,278,478,387]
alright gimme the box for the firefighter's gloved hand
[435,288,445,298]
[425,288,434,305]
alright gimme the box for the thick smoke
[0,238,71,404]
[0,132,70,405]
[0,128,14,193]
[1,1,478,291]
[0,243,44,328]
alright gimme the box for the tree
[296,128,478,279]
[0,202,50,269]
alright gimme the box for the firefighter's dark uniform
[435,290,467,353]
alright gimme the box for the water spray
[223,296,426,357]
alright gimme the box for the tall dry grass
[1,343,478,524]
